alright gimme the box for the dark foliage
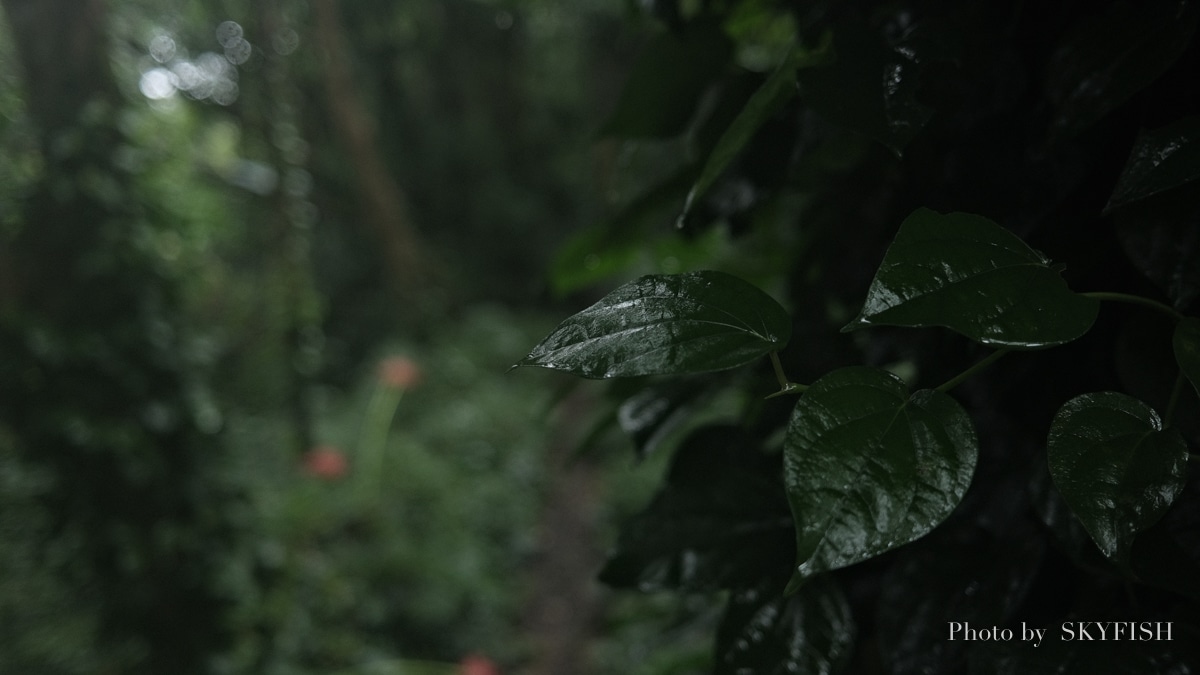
[524,0,1200,671]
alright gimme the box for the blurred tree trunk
[0,0,236,671]
[312,0,441,294]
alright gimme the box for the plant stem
[1165,371,1185,427]
[1081,292,1183,321]
[936,349,1012,393]
[768,351,809,398]
[770,351,790,389]
[358,385,404,498]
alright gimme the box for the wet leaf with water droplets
[1105,116,1200,213]
[1047,392,1188,566]
[784,367,977,590]
[516,271,790,378]
[843,208,1099,349]
[715,576,854,675]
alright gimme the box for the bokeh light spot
[215,20,244,48]
[149,34,176,62]
[272,27,300,55]
[224,38,252,65]
[139,67,178,100]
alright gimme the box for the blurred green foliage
[0,0,675,673]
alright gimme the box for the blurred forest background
[0,0,733,673]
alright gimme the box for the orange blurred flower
[302,445,348,480]
[378,355,422,390]
[459,654,500,675]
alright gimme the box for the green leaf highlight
[517,270,791,378]
[784,367,978,590]
[1105,116,1200,213]
[1047,392,1189,566]
[844,208,1099,349]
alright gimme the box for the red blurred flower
[459,654,500,675]
[378,355,422,390]
[302,445,348,480]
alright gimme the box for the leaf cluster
[520,0,1200,671]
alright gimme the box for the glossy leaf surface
[783,367,977,589]
[715,578,854,675]
[1105,116,1200,213]
[844,208,1099,349]
[1047,0,1197,137]
[517,271,790,378]
[682,39,829,219]
[1047,392,1188,564]
[1174,318,1200,400]
[598,426,794,591]
[600,20,733,138]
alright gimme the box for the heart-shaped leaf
[516,271,790,378]
[784,367,978,590]
[1105,116,1200,214]
[1047,392,1188,565]
[1174,317,1200,400]
[843,208,1099,349]
[715,577,855,675]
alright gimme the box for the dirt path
[521,389,605,675]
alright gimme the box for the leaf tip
[784,568,810,596]
[840,317,869,333]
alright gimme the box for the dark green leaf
[715,577,854,675]
[1174,318,1200,400]
[1047,392,1188,565]
[877,525,1043,675]
[600,20,733,138]
[843,208,1100,349]
[797,24,933,155]
[1106,116,1200,213]
[1047,1,1198,137]
[516,271,791,378]
[598,426,794,591]
[784,367,978,589]
[681,38,831,220]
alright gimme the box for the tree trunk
[312,0,441,294]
